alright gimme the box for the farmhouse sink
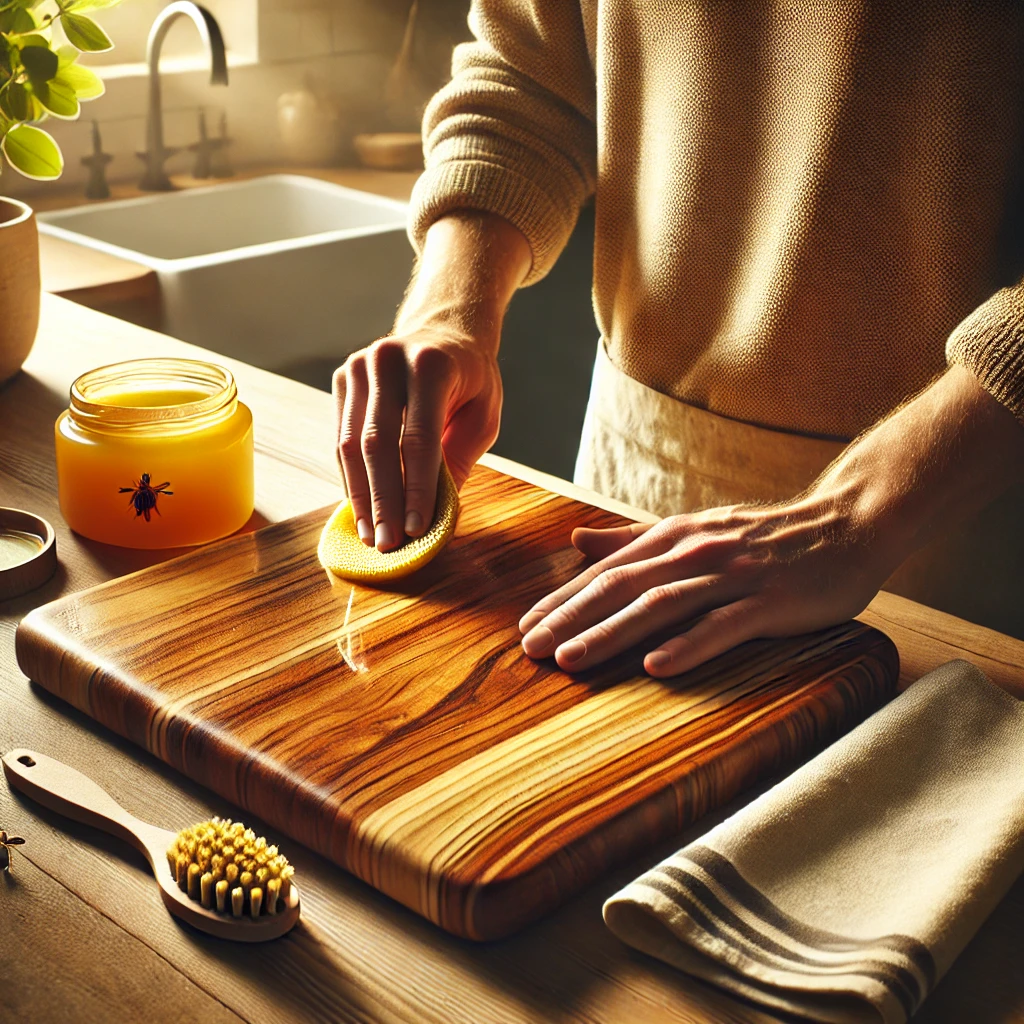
[38,174,413,373]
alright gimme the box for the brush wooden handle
[3,747,302,942]
[2,748,169,862]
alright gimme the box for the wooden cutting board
[16,465,899,940]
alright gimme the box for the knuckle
[639,585,676,613]
[360,429,389,459]
[401,428,440,457]
[369,337,405,366]
[595,565,637,598]
[339,434,362,461]
[681,534,731,565]
[410,344,454,378]
[403,487,434,508]
[342,350,366,376]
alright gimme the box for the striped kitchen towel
[604,660,1024,1024]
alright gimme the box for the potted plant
[0,0,124,382]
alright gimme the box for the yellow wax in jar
[0,530,43,570]
[55,379,254,550]
[100,386,211,408]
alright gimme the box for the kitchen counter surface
[2,295,1024,1024]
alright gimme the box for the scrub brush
[2,748,300,942]
[166,818,295,919]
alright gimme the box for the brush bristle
[166,817,295,918]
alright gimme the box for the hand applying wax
[520,366,1024,677]
[333,211,531,553]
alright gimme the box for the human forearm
[395,210,532,352]
[810,363,1024,579]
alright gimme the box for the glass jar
[55,358,254,549]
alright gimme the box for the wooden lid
[0,508,57,601]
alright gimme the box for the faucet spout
[139,2,228,191]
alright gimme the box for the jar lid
[0,509,57,601]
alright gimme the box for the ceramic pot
[277,86,343,167]
[0,197,40,384]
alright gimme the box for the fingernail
[558,639,587,666]
[356,518,374,546]
[647,651,672,673]
[375,522,394,551]
[518,610,545,634]
[522,625,555,658]
[404,510,424,537]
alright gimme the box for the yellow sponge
[318,462,459,582]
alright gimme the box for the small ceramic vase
[0,197,40,384]
[277,86,342,167]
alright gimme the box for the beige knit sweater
[410,1,1024,441]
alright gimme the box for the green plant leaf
[63,0,126,12]
[56,61,103,99]
[2,122,63,178]
[19,44,58,85]
[0,80,43,122]
[0,7,37,35]
[56,44,79,68]
[60,11,113,52]
[34,77,78,118]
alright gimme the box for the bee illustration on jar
[119,473,173,522]
[0,829,26,873]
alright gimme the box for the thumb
[571,522,653,560]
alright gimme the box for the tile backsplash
[3,0,470,197]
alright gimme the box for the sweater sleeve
[408,0,597,285]
[946,284,1024,422]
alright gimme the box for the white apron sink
[38,174,413,374]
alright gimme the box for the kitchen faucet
[139,1,227,190]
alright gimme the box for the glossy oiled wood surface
[15,463,897,938]
[3,297,1024,1022]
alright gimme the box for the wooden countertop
[2,295,1024,1024]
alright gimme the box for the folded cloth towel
[603,660,1024,1024]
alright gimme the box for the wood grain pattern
[1,852,246,1024]
[15,461,898,939]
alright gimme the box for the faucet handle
[210,112,233,178]
[136,145,180,191]
[189,109,216,179]
[81,121,113,200]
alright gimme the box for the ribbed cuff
[946,285,1024,423]
[408,158,579,286]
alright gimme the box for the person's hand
[517,494,890,677]
[332,210,531,552]
[333,328,501,551]
[519,363,1024,678]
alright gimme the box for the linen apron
[574,343,1024,639]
